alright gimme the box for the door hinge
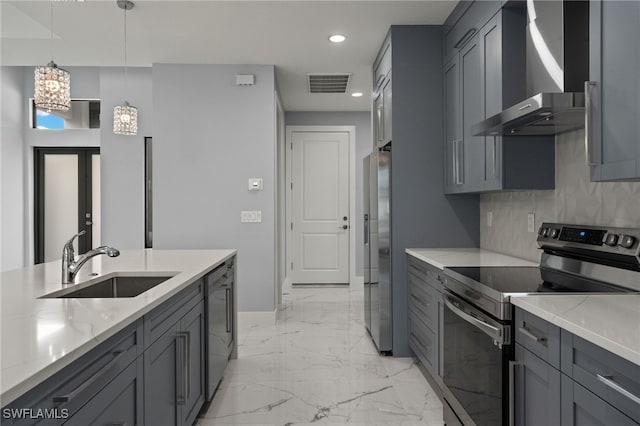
[291,262,293,270]
[290,222,293,231]
[290,182,293,190]
[290,142,293,150]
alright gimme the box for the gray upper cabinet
[373,38,392,148]
[443,3,555,194]
[588,0,640,181]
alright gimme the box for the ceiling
[1,1,458,112]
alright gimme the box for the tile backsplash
[480,129,640,262]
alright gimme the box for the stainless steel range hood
[473,0,589,136]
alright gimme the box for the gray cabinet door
[144,322,180,426]
[443,56,461,194]
[209,280,227,393]
[589,0,640,181]
[481,14,502,191]
[514,343,561,426]
[561,375,640,426]
[180,301,205,426]
[374,91,384,148]
[64,358,144,426]
[382,75,392,146]
[459,33,485,193]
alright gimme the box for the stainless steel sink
[42,275,175,298]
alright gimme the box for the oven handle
[444,296,505,344]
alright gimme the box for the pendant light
[34,0,71,112]
[113,0,138,136]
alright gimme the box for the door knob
[341,225,348,230]
[343,216,348,221]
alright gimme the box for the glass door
[34,147,100,263]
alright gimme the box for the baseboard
[238,310,277,327]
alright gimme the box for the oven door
[442,291,511,426]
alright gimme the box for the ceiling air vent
[308,73,351,94]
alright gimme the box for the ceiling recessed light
[329,34,346,43]
[351,92,363,98]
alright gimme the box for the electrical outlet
[527,212,535,233]
[487,211,493,228]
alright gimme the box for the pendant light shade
[34,62,71,111]
[113,0,138,136]
[113,101,138,135]
[34,2,71,112]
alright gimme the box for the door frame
[285,125,356,285]
[33,147,100,264]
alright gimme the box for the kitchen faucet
[61,230,120,284]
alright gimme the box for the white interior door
[290,130,349,284]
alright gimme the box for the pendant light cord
[50,0,54,62]
[123,5,128,97]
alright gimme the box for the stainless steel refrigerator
[363,145,392,353]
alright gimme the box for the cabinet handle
[176,331,190,404]
[585,81,597,166]
[452,139,458,184]
[456,140,464,184]
[225,288,232,333]
[454,28,477,49]
[52,350,126,404]
[518,326,547,343]
[518,103,533,111]
[492,137,497,178]
[596,374,640,405]
[508,361,521,426]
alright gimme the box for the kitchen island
[0,249,236,411]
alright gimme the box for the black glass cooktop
[446,266,631,294]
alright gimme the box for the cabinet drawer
[407,256,444,290]
[408,273,438,332]
[408,315,438,376]
[514,308,560,369]
[444,0,501,61]
[561,375,640,426]
[144,278,203,347]
[2,321,142,425]
[373,40,391,89]
[561,331,640,422]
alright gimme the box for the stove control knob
[538,227,548,237]
[549,229,560,239]
[604,233,619,247]
[619,235,636,249]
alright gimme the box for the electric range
[441,223,640,426]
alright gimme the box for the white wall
[152,64,277,313]
[285,111,372,276]
[99,67,152,249]
[0,66,26,271]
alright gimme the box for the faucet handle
[63,230,86,253]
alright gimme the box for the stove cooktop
[446,266,633,295]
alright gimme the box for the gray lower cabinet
[144,292,205,426]
[407,255,444,388]
[514,343,561,426]
[514,307,640,426]
[588,0,640,181]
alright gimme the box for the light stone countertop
[511,295,640,366]
[405,247,538,269]
[0,249,235,405]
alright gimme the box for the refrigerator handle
[364,214,369,245]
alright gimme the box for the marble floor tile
[200,282,443,425]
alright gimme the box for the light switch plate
[527,212,535,233]
[487,211,493,228]
[241,210,262,223]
